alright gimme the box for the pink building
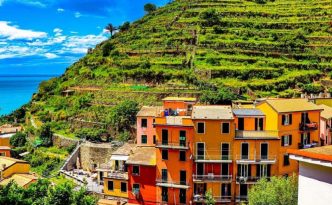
[318,105,332,145]
[136,106,162,146]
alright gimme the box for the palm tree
[105,23,117,37]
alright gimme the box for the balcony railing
[236,155,276,163]
[299,122,318,131]
[106,171,128,180]
[193,195,232,203]
[155,141,189,149]
[236,195,248,202]
[156,179,190,188]
[194,155,232,162]
[193,174,232,182]
[235,130,279,139]
[298,141,318,149]
[236,176,270,184]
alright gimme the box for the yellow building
[192,106,235,204]
[0,156,36,188]
[256,98,322,176]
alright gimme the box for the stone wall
[53,134,79,148]
[79,142,115,172]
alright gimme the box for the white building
[289,146,332,205]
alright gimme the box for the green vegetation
[10,132,27,148]
[249,176,298,205]
[0,180,97,205]
[144,3,157,14]
[205,189,216,205]
[4,0,332,138]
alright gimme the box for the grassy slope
[28,0,332,135]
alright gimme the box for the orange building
[154,97,196,204]
[191,106,235,204]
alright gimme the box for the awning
[110,155,129,161]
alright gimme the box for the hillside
[18,0,332,138]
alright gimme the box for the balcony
[154,116,193,126]
[106,171,128,180]
[156,179,190,189]
[193,195,232,203]
[298,141,318,149]
[194,155,232,163]
[299,122,318,131]
[236,155,276,164]
[193,174,232,182]
[236,176,270,184]
[235,130,279,139]
[236,195,248,202]
[155,141,189,150]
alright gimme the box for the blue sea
[0,75,57,116]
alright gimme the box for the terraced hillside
[21,0,332,137]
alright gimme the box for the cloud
[44,53,58,59]
[0,21,47,40]
[0,0,4,6]
[57,8,64,12]
[74,12,81,18]
[53,28,63,36]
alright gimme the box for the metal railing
[107,171,128,180]
[192,174,232,181]
[155,141,190,149]
[236,155,276,162]
[236,195,248,202]
[193,195,232,203]
[156,179,190,187]
[299,122,318,131]
[235,130,279,139]
[236,176,270,183]
[194,155,232,161]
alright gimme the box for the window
[121,182,127,192]
[180,189,186,204]
[179,130,186,146]
[179,151,186,161]
[221,143,230,160]
[282,114,292,125]
[197,143,205,160]
[281,135,292,146]
[107,181,114,191]
[162,169,168,182]
[301,133,310,145]
[222,122,230,134]
[238,164,251,177]
[256,164,271,178]
[162,149,168,160]
[162,187,168,202]
[141,118,147,128]
[153,135,156,144]
[197,122,205,134]
[283,154,290,166]
[141,135,147,144]
[133,165,140,175]
[255,118,264,131]
[162,129,168,145]
[133,184,140,194]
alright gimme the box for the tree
[10,132,27,148]
[248,176,298,205]
[205,189,216,205]
[108,100,139,133]
[144,3,157,14]
[200,87,237,105]
[105,23,118,37]
[102,42,114,57]
[119,21,130,32]
[39,123,53,147]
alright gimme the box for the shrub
[39,124,53,147]
[102,42,114,57]
[144,3,157,14]
[10,132,27,148]
[200,87,237,105]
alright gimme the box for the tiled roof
[0,174,37,187]
[0,156,28,170]
[137,106,163,117]
[192,106,234,120]
[318,104,332,120]
[264,98,322,113]
[233,109,265,116]
[162,97,197,102]
[126,146,156,166]
[288,146,332,163]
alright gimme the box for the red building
[127,146,157,204]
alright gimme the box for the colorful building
[191,106,235,204]
[127,146,157,204]
[136,106,162,146]
[154,97,196,204]
[0,156,37,188]
[318,104,332,145]
[288,146,332,205]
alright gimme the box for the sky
[0,0,169,75]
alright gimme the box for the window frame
[141,118,148,128]
[141,135,147,144]
[197,122,205,134]
[179,150,186,161]
[283,154,290,166]
[121,182,127,193]
[107,180,114,191]
[162,149,168,160]
[221,122,230,134]
[132,165,140,176]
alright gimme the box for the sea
[0,75,57,116]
